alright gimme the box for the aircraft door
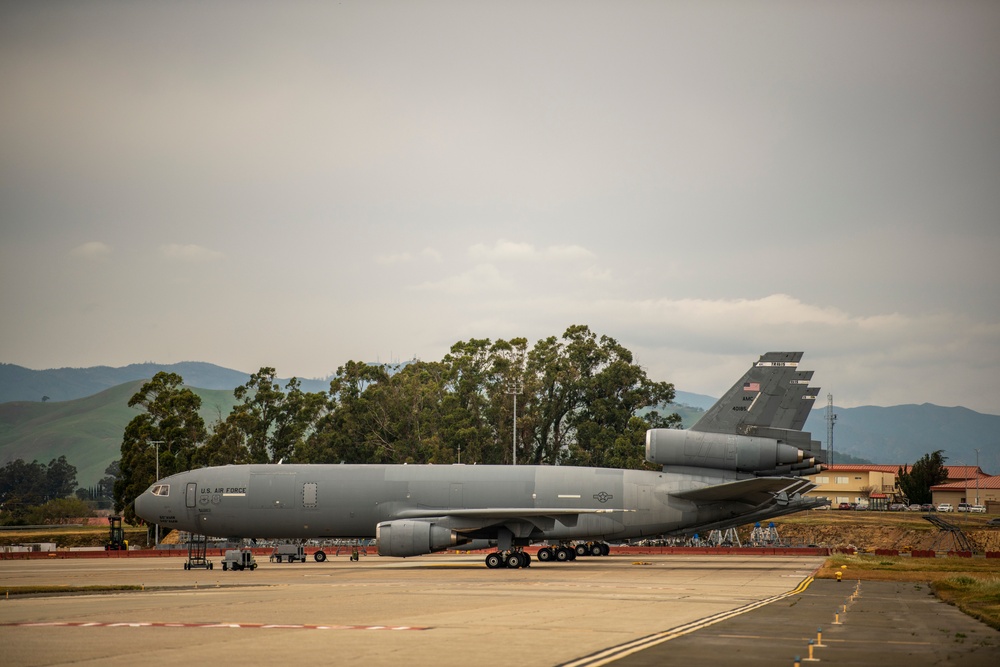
[625,484,653,511]
[185,482,197,509]
[638,485,652,511]
[249,473,296,509]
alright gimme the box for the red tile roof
[824,464,988,480]
[931,475,1000,491]
[824,465,901,473]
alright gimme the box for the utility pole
[148,440,165,546]
[510,383,521,465]
[825,394,837,465]
[975,448,980,505]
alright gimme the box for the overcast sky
[2,1,998,414]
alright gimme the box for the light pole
[975,448,980,506]
[510,384,521,465]
[148,440,165,546]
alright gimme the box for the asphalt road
[1,553,996,666]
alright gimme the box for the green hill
[0,382,240,488]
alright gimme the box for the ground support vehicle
[221,549,257,571]
[105,516,127,551]
[270,544,306,562]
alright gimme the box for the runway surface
[1,553,996,666]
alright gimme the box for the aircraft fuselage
[136,463,742,545]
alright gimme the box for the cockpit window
[151,484,170,496]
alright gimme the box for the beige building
[931,475,1000,512]
[804,464,991,509]
[805,465,903,509]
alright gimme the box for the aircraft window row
[151,484,170,496]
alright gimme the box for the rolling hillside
[0,362,332,404]
[0,383,240,488]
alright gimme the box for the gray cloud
[2,2,998,414]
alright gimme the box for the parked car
[937,503,954,512]
[958,503,971,512]
[838,502,852,510]
[920,504,935,512]
[908,504,922,511]
[970,505,987,513]
[988,517,1000,526]
[888,503,908,511]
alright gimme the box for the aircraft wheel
[485,552,504,569]
[575,543,588,557]
[600,543,610,556]
[568,549,577,560]
[522,552,531,567]
[555,547,570,562]
[506,552,524,569]
[590,543,603,557]
[251,564,257,571]
[537,547,553,562]
[222,563,227,571]
[314,550,327,563]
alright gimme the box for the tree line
[114,325,681,522]
[0,456,83,524]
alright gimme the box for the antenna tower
[826,393,837,465]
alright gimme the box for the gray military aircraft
[134,352,827,568]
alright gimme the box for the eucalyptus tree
[115,372,207,522]
[298,360,391,464]
[439,337,529,465]
[521,325,678,467]
[204,368,328,464]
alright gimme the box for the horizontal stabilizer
[672,476,810,507]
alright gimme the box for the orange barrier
[3,545,833,560]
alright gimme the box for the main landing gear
[484,550,532,569]
[484,542,612,568]
[536,541,611,562]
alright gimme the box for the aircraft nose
[134,490,152,522]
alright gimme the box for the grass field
[817,553,1000,630]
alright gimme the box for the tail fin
[646,352,824,476]
[691,352,807,435]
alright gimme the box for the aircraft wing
[395,507,622,520]
[671,477,809,507]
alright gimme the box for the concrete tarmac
[1,554,996,667]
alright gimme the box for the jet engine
[376,519,466,557]
[645,429,803,474]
